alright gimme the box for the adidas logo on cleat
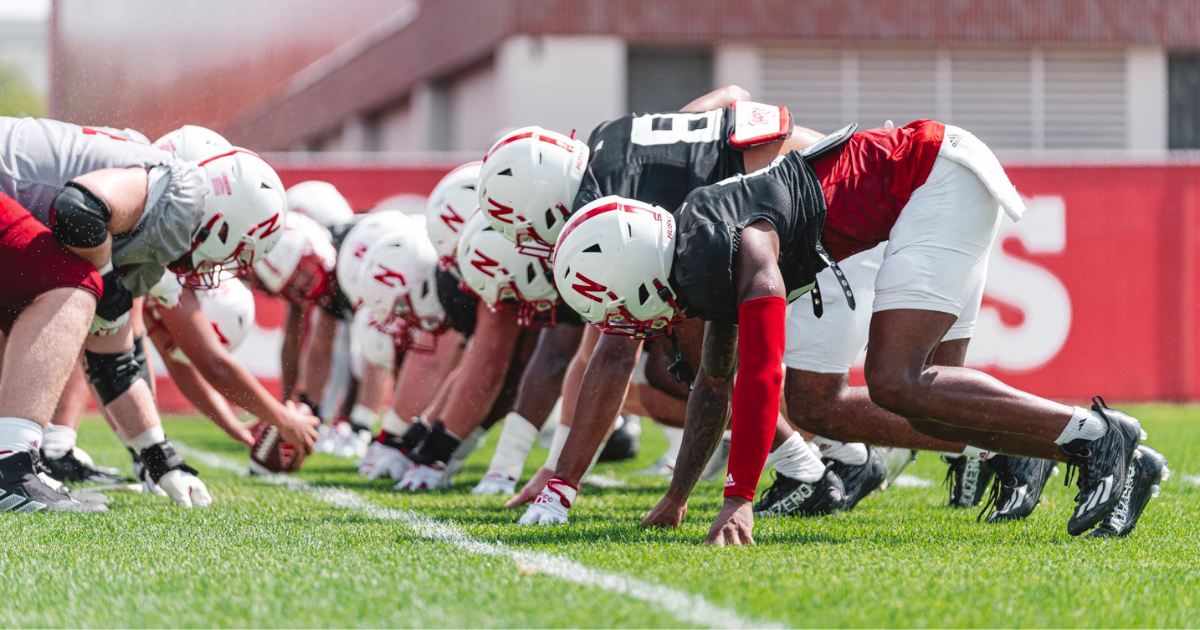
[1077,475,1114,516]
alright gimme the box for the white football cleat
[634,454,676,476]
[517,478,577,526]
[472,473,517,496]
[396,463,445,491]
[365,444,412,481]
[158,470,212,508]
[313,424,337,455]
[334,425,372,459]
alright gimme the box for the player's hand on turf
[276,400,320,454]
[517,487,570,526]
[159,470,213,508]
[395,463,444,491]
[705,497,754,546]
[505,466,554,507]
[365,443,411,480]
[642,495,688,529]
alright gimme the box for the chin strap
[667,330,696,391]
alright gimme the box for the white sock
[349,404,377,430]
[42,425,79,459]
[1055,407,1108,445]
[380,409,410,436]
[0,417,44,459]
[810,435,869,465]
[448,428,484,466]
[768,433,826,483]
[660,425,684,462]
[542,425,570,470]
[127,425,167,452]
[486,412,540,480]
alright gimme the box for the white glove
[517,478,577,526]
[472,473,517,496]
[357,441,383,476]
[148,270,184,309]
[158,470,212,508]
[365,444,411,481]
[89,312,129,336]
[395,462,445,492]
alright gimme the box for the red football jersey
[812,120,945,262]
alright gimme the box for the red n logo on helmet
[440,205,465,232]
[251,213,282,239]
[470,251,501,278]
[373,264,406,288]
[571,273,608,303]
[485,198,515,225]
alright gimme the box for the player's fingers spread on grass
[641,498,687,529]
[191,481,213,508]
[506,468,553,507]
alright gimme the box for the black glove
[96,267,134,321]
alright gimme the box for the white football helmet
[336,210,411,307]
[358,224,444,341]
[287,181,355,228]
[252,212,336,306]
[425,161,482,270]
[153,125,233,162]
[195,276,256,351]
[553,196,682,338]
[477,127,589,259]
[458,209,558,328]
[171,149,287,289]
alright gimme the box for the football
[248,422,306,475]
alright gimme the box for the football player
[554,119,1161,543]
[475,88,865,524]
[0,189,105,512]
[0,117,292,507]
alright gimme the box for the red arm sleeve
[724,295,787,501]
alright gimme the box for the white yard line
[176,443,779,630]
[891,474,934,488]
[1182,473,1200,486]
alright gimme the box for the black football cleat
[943,453,995,508]
[40,449,134,486]
[0,452,107,513]
[978,455,1057,523]
[1061,397,1145,536]
[1087,445,1169,538]
[753,467,846,518]
[598,415,642,462]
[826,446,888,511]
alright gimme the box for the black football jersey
[672,152,830,323]
[572,108,743,216]
[436,268,480,337]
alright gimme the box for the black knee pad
[51,182,111,248]
[85,347,142,406]
[132,334,153,392]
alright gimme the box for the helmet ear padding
[553,196,681,338]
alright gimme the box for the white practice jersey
[0,117,206,295]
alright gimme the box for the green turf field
[2,405,1198,628]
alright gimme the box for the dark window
[1169,53,1200,149]
[627,49,713,114]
